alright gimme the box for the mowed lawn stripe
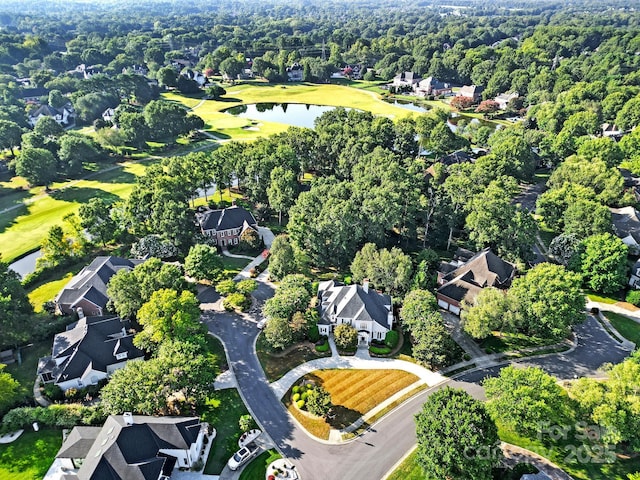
[314,369,418,413]
[0,160,157,263]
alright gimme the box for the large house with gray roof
[37,314,144,391]
[610,205,640,255]
[436,248,515,315]
[55,413,210,479]
[196,205,258,248]
[317,280,394,345]
[54,256,142,316]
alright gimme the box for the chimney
[123,412,134,426]
[363,279,369,293]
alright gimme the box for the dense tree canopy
[416,387,502,480]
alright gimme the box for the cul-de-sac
[1,1,640,479]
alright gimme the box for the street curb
[380,445,417,480]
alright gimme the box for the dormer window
[116,352,127,361]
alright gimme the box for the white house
[494,91,519,110]
[317,280,394,345]
[55,413,211,478]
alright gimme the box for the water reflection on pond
[223,103,340,129]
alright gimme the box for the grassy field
[163,83,420,140]
[0,159,157,263]
[256,334,331,382]
[0,429,62,480]
[604,312,640,345]
[284,369,419,439]
[27,273,73,313]
[238,449,282,480]
[201,389,251,475]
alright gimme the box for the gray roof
[67,415,203,480]
[394,71,422,83]
[38,316,144,385]
[437,248,515,304]
[458,84,484,97]
[611,206,640,244]
[198,205,257,232]
[318,282,392,329]
[419,76,448,90]
[56,426,102,459]
[55,256,139,313]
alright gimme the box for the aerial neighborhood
[1,1,640,480]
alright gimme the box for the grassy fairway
[0,429,62,480]
[0,160,157,263]
[284,369,419,439]
[163,83,418,140]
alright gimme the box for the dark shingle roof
[611,206,640,243]
[38,316,144,385]
[437,248,514,304]
[318,282,392,329]
[74,415,203,480]
[198,205,257,232]
[55,256,138,313]
[56,427,102,459]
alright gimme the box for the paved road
[458,315,632,384]
[206,299,632,480]
[204,309,485,480]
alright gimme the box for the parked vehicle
[257,318,268,329]
[238,429,262,448]
[227,442,260,471]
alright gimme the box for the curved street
[204,291,633,480]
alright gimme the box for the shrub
[296,399,305,409]
[42,384,64,402]
[369,345,392,355]
[292,386,300,394]
[315,342,329,353]
[301,391,309,401]
[385,330,399,348]
[308,324,320,343]
[216,279,237,295]
[249,268,258,278]
[292,393,301,402]
[223,292,251,311]
[191,459,204,472]
[306,384,314,390]
[626,290,640,306]
[1,405,106,431]
[237,279,258,294]
[64,388,80,400]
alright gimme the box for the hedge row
[1,405,106,433]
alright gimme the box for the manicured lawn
[255,333,331,382]
[0,160,158,263]
[284,369,419,439]
[586,292,621,305]
[201,389,251,475]
[604,312,640,345]
[238,449,282,480]
[479,331,558,354]
[497,423,640,480]
[27,273,73,312]
[5,339,56,403]
[0,429,62,480]
[386,450,425,480]
[220,256,251,278]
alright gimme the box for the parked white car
[227,442,260,471]
[257,318,268,329]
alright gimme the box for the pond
[383,99,430,113]
[9,249,42,279]
[222,103,341,129]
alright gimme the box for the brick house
[196,205,258,247]
[436,248,515,315]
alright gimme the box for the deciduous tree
[415,387,501,480]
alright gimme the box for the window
[234,238,238,245]
[220,231,225,237]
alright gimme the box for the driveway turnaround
[205,304,632,480]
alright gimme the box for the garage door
[437,299,449,309]
[448,304,460,315]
